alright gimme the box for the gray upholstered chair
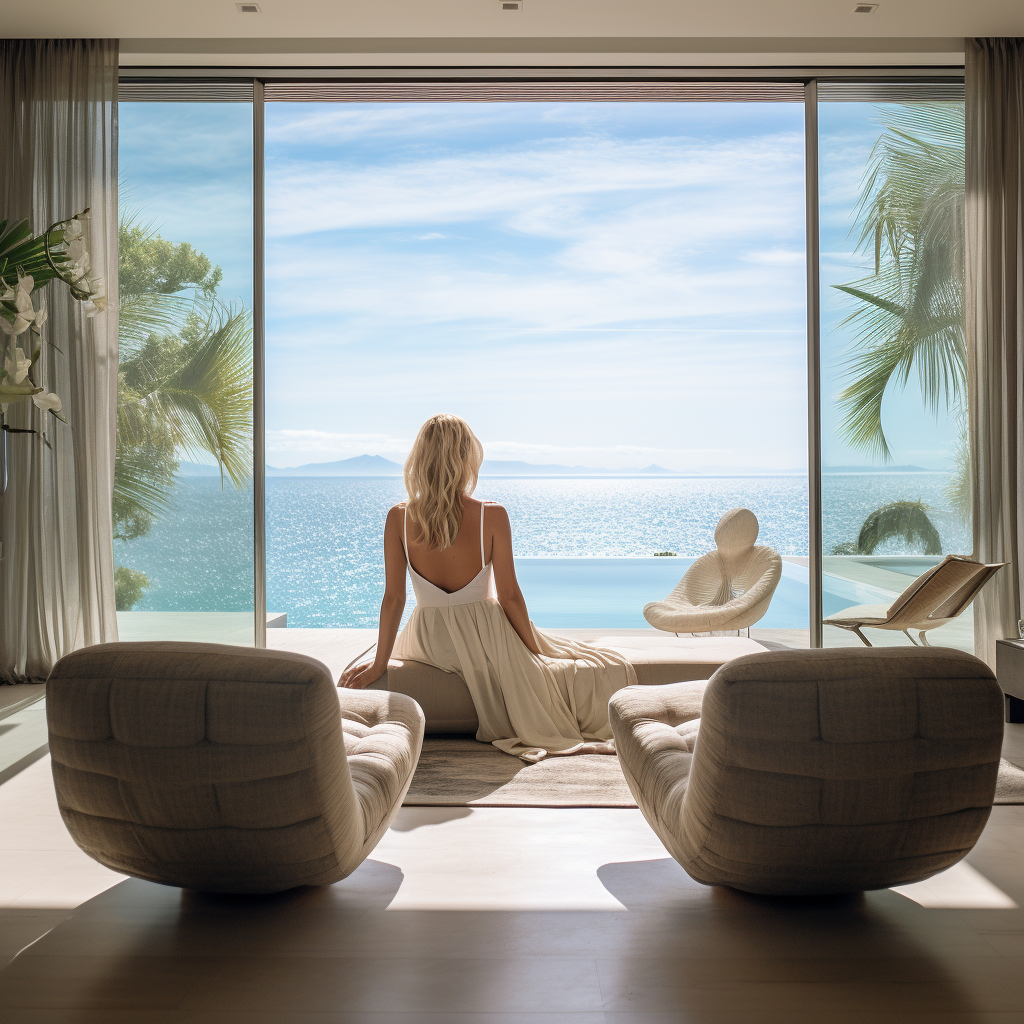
[609,647,1003,896]
[46,642,424,894]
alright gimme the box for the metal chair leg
[903,629,920,646]
[852,626,873,647]
[918,631,931,647]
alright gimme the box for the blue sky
[263,101,808,472]
[118,98,962,474]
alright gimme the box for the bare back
[403,496,493,594]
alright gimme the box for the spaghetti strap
[479,502,486,570]
[402,507,409,561]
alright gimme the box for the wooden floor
[1,714,1022,1021]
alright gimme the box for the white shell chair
[643,508,782,635]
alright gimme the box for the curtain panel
[0,39,119,682]
[965,38,1024,667]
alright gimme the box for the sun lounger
[824,553,1005,646]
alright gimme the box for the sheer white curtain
[965,38,1024,667]
[0,40,119,682]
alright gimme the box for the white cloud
[266,133,804,238]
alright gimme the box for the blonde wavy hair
[404,414,484,550]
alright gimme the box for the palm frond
[833,102,966,459]
[148,308,253,487]
[118,292,192,350]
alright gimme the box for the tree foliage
[835,104,966,464]
[119,220,222,298]
[114,215,252,545]
[114,566,150,611]
[856,500,943,556]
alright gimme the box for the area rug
[997,758,1024,804]
[403,738,637,807]
[403,739,1024,808]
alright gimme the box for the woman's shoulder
[479,501,509,524]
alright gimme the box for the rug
[403,739,1024,808]
[404,738,636,807]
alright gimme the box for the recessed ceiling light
[852,3,878,11]
[235,2,261,11]
[499,0,524,9]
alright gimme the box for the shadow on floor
[596,856,1000,1019]
[390,806,474,831]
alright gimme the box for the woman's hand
[338,661,387,689]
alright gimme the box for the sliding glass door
[816,83,970,650]
[115,86,256,645]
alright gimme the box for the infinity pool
[513,557,898,630]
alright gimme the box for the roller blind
[816,81,964,102]
[118,79,255,102]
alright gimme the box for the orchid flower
[1,277,39,335]
[31,391,62,415]
[4,346,32,385]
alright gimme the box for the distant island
[264,456,677,477]
[177,456,942,479]
[181,455,679,478]
[822,464,935,474]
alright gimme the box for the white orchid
[1,274,42,335]
[31,391,62,415]
[0,207,103,443]
[4,346,31,384]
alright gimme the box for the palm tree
[114,214,252,544]
[835,103,966,467]
[856,500,942,556]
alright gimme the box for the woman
[338,413,637,761]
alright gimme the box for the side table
[996,638,1024,723]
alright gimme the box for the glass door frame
[121,67,966,648]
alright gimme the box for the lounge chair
[46,642,425,894]
[609,648,1003,895]
[824,553,1005,646]
[643,508,782,635]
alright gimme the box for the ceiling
[7,1,1024,67]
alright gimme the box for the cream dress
[392,503,637,760]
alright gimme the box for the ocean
[112,473,970,628]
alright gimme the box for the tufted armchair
[609,647,1004,895]
[46,642,424,894]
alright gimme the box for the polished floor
[0,714,1023,1023]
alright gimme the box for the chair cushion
[370,636,766,734]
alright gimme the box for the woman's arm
[339,505,407,688]
[488,504,541,656]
